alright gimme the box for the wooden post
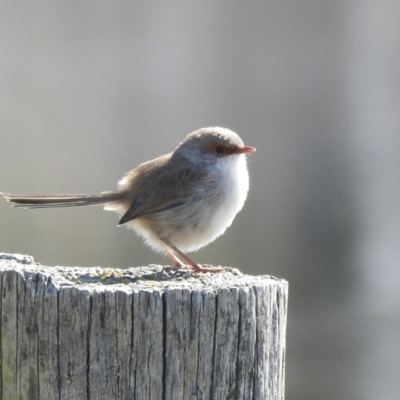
[0,253,288,400]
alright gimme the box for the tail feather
[1,191,121,209]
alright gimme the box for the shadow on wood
[0,253,288,400]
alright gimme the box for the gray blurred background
[1,1,400,399]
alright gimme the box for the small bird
[1,127,255,273]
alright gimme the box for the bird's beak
[235,146,256,154]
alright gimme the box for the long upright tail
[1,191,122,208]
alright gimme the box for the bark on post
[0,253,288,400]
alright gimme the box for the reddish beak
[235,145,256,154]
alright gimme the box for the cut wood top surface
[0,253,286,293]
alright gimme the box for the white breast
[204,154,250,240]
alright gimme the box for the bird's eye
[215,146,224,153]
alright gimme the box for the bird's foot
[167,263,224,274]
[189,264,224,273]
[164,241,224,273]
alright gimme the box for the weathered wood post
[0,253,288,400]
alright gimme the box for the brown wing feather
[118,153,208,225]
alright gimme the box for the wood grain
[0,253,288,400]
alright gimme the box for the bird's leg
[166,250,184,268]
[160,237,223,273]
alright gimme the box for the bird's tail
[1,191,122,209]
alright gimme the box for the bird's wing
[118,155,210,225]
[118,199,186,225]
